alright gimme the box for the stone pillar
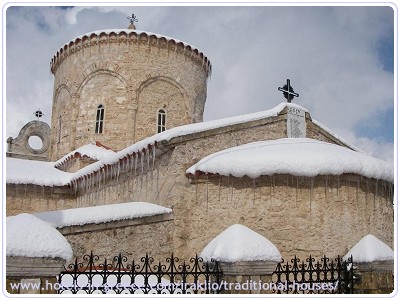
[6,256,66,294]
[353,260,394,294]
[218,260,278,294]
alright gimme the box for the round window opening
[28,135,43,150]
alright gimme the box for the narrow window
[95,104,105,134]
[157,109,166,133]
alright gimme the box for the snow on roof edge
[8,102,380,187]
[311,119,362,153]
[34,201,172,228]
[186,138,393,182]
[69,102,292,182]
[54,141,116,168]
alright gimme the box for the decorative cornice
[50,30,212,76]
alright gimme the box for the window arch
[95,104,105,134]
[157,109,166,133]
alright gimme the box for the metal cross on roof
[278,79,299,103]
[127,14,138,25]
[34,109,43,120]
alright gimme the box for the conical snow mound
[344,234,393,263]
[201,224,281,262]
[6,213,73,260]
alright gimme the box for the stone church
[6,22,394,265]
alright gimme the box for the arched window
[95,105,105,134]
[157,109,166,133]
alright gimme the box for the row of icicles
[70,143,157,196]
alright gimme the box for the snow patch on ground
[186,138,393,182]
[201,224,281,262]
[343,234,394,263]
[35,202,172,228]
[6,213,73,260]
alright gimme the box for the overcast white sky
[4,3,396,165]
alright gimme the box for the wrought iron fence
[271,255,355,294]
[58,252,222,294]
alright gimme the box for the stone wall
[7,108,393,263]
[49,30,210,160]
[6,184,76,216]
[60,213,174,264]
[179,174,393,260]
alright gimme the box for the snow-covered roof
[55,141,115,168]
[6,103,367,187]
[343,234,394,263]
[186,138,393,182]
[34,202,172,228]
[6,157,72,186]
[201,224,281,262]
[6,213,73,260]
[69,103,308,181]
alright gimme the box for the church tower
[49,22,211,160]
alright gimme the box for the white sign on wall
[287,107,306,138]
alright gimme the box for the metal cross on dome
[127,14,138,25]
[278,79,299,103]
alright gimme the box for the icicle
[336,176,339,197]
[147,148,150,171]
[374,179,378,209]
[134,153,138,176]
[141,150,144,174]
[285,175,288,199]
[156,167,160,191]
[356,176,360,204]
[145,172,148,201]
[152,145,156,169]
[230,177,234,204]
[206,176,209,212]
[268,176,272,203]
[324,175,328,201]
[253,178,256,207]
[129,155,133,172]
[218,176,221,202]
[117,161,121,181]
[294,176,299,206]
[42,185,45,198]
[272,175,275,194]
[195,176,198,204]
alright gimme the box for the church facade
[6,26,393,264]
